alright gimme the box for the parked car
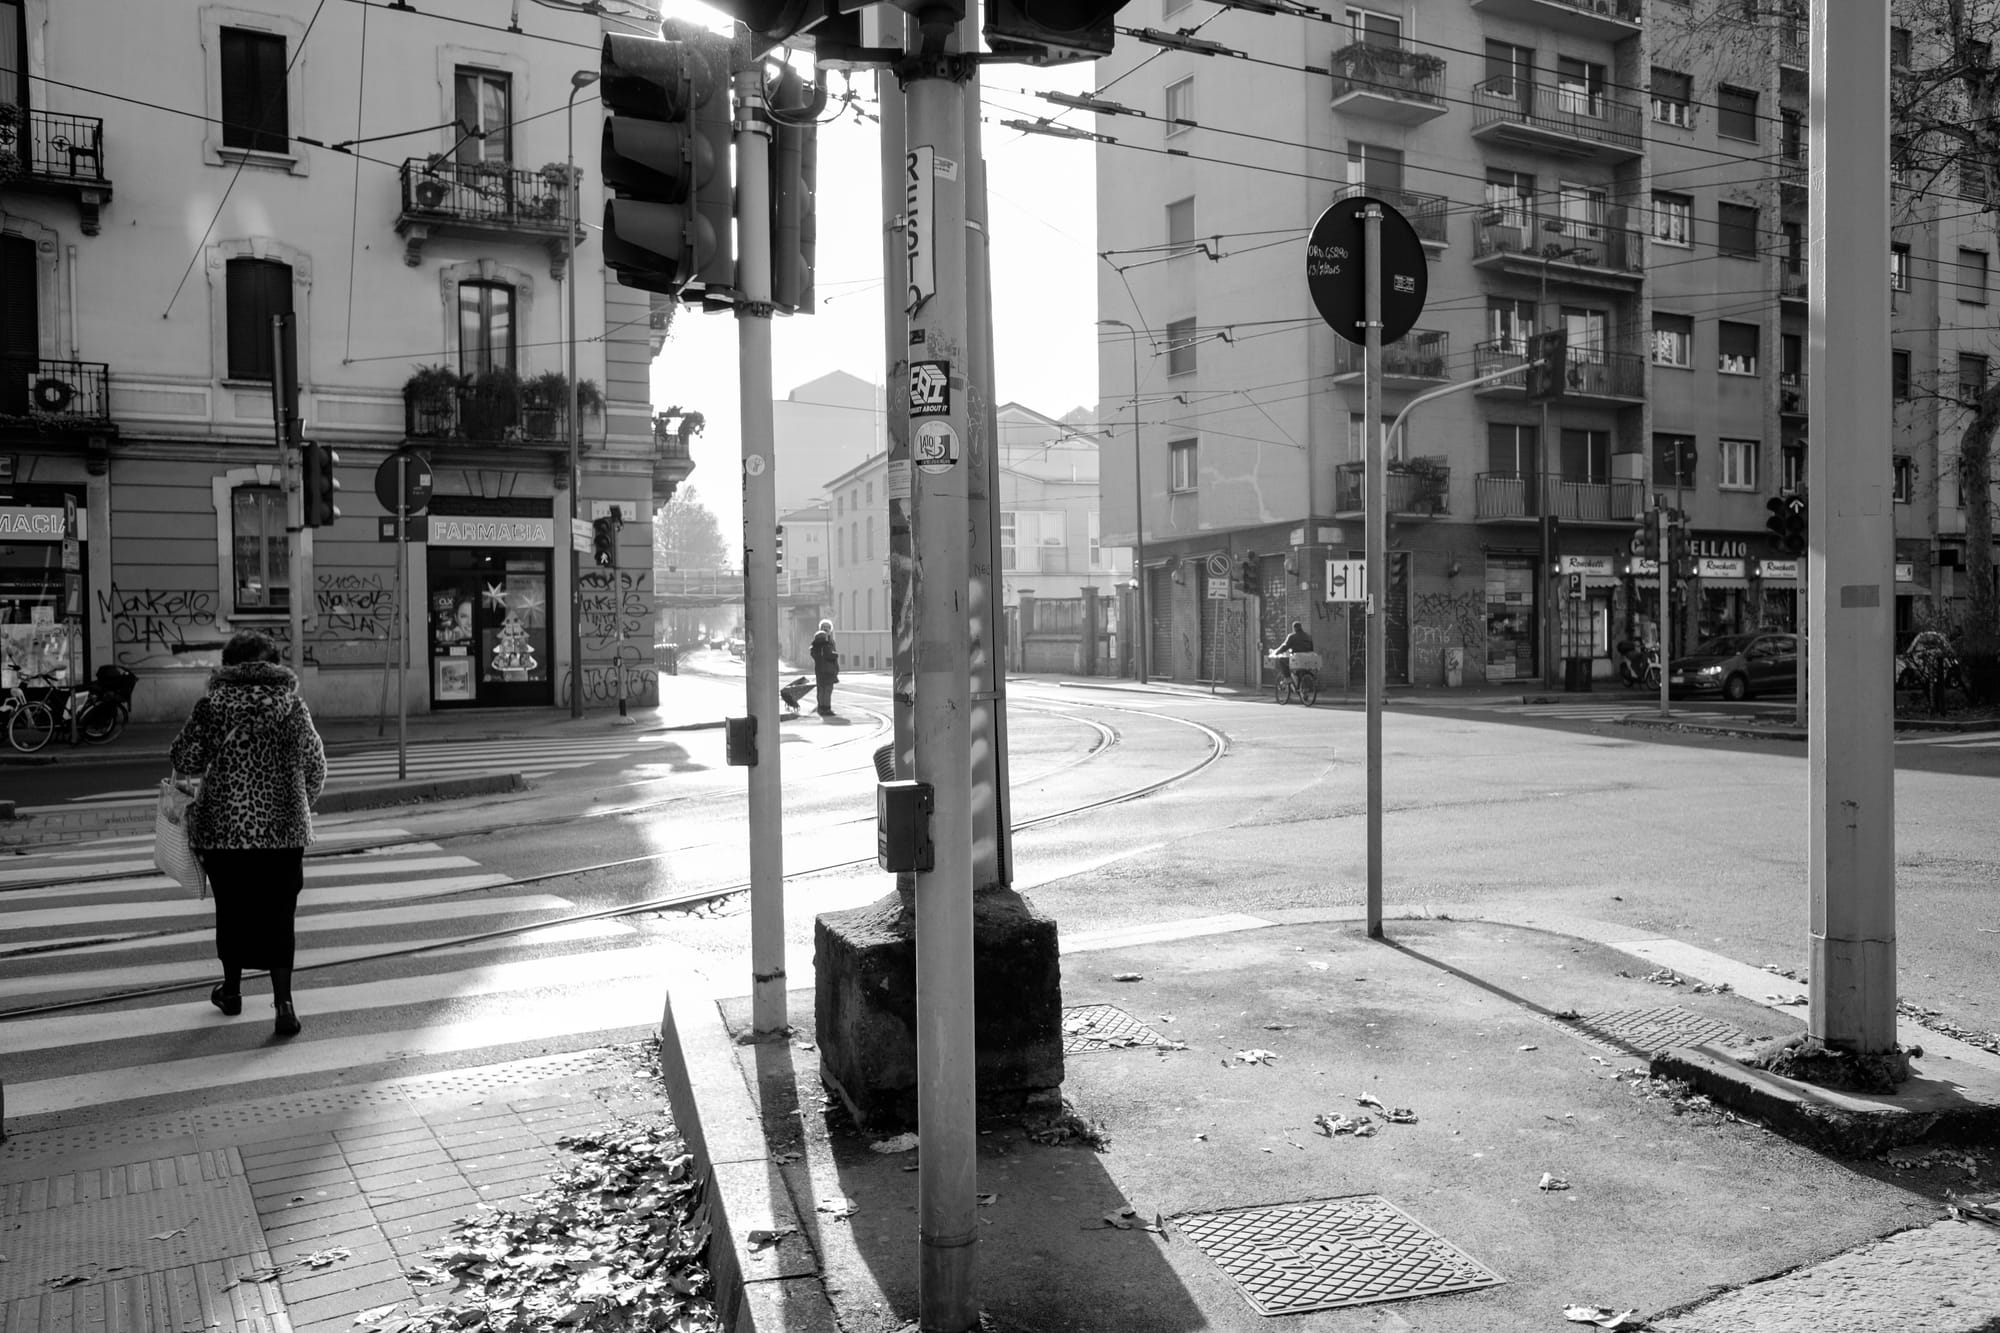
[1668,632,1798,700]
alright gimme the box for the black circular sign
[1307,196,1429,347]
[375,447,434,516]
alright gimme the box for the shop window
[231,485,290,613]
[221,27,288,153]
[225,258,293,381]
[1720,438,1760,490]
[458,281,516,377]
[1169,438,1197,492]
[453,67,512,167]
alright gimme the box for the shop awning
[1699,577,1750,591]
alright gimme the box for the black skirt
[201,848,306,972]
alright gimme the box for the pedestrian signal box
[877,779,934,873]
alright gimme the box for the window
[1717,202,1759,258]
[1718,322,1759,375]
[1650,68,1693,127]
[835,493,843,515]
[837,525,846,565]
[865,481,874,504]
[1891,243,1910,291]
[1719,438,1760,490]
[220,27,288,153]
[1890,26,1911,68]
[453,68,512,167]
[1961,353,1988,403]
[1089,511,1105,568]
[1560,428,1609,482]
[224,258,293,381]
[0,0,23,109]
[1959,247,1989,303]
[1169,438,1196,491]
[1781,109,1803,162]
[805,555,820,575]
[1348,142,1404,193]
[1892,456,1914,503]
[1555,57,1604,117]
[1561,307,1606,361]
[866,515,875,558]
[1783,220,1804,273]
[457,281,516,376]
[1781,333,1803,385]
[1001,512,1062,571]
[1166,197,1196,256]
[1782,444,1806,493]
[1484,41,1533,101]
[1486,422,1537,476]
[1346,5,1401,43]
[1893,349,1911,399]
[1487,298,1536,354]
[1654,434,1696,488]
[1961,158,1990,202]
[1347,414,1400,463]
[231,485,289,613]
[1717,85,1759,141]
[1652,313,1693,368]
[1652,192,1692,246]
[1165,317,1197,376]
[1164,77,1194,136]
[1483,169,1535,229]
[1557,182,1606,240]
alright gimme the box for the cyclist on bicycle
[1274,621,1314,684]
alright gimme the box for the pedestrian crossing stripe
[1,869,512,925]
[0,847,474,901]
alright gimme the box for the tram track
[0,703,1227,1019]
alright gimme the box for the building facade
[1095,0,1990,691]
[0,0,691,720]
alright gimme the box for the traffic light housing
[1525,329,1567,400]
[1766,493,1807,555]
[769,68,821,316]
[1236,553,1258,596]
[1637,509,1660,562]
[985,0,1133,64]
[600,29,735,301]
[300,443,340,528]
[774,524,786,574]
[592,515,617,568]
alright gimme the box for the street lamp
[1098,317,1147,684]
[566,68,599,719]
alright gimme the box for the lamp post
[566,68,598,719]
[1099,317,1147,684]
[1536,222,1584,690]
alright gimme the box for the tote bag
[154,777,209,899]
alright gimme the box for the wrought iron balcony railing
[1472,79,1644,155]
[405,381,573,445]
[1335,460,1451,515]
[399,159,569,228]
[1471,342,1647,399]
[1331,329,1449,380]
[1475,472,1643,522]
[0,108,108,183]
[1472,210,1644,276]
[1328,40,1446,110]
[0,357,113,423]
[1332,183,1449,246]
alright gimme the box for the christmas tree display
[491,614,538,675]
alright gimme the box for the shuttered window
[225,258,294,381]
[1,233,37,416]
[1,0,26,110]
[220,27,288,152]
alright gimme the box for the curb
[1622,717,1807,742]
[314,771,526,812]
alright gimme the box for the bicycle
[1270,650,1320,707]
[5,665,135,752]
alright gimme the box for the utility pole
[1807,0,1897,1055]
[902,16,978,1324]
[272,315,305,675]
[879,67,916,781]
[1363,203,1384,938]
[566,70,596,719]
[736,53,787,1037]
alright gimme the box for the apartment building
[0,0,691,720]
[1095,0,1984,690]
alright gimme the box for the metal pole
[880,66,916,782]
[1539,257,1555,690]
[1794,558,1808,727]
[1659,518,1671,718]
[1100,318,1147,682]
[1363,204,1384,939]
[905,29,978,1329]
[566,79,589,719]
[396,455,409,781]
[1808,0,1896,1054]
[736,53,787,1037]
[273,315,305,676]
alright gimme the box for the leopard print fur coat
[169,661,327,850]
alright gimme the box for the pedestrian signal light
[301,443,341,528]
[774,524,786,575]
[600,28,735,301]
[592,515,617,568]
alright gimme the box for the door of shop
[425,547,554,708]
[1346,550,1409,685]
[1256,555,1289,682]
[1148,566,1175,681]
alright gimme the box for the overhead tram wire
[342,0,371,363]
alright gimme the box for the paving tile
[439,1135,539,1160]
[349,1163,462,1193]
[239,1144,350,1174]
[281,1276,415,1328]
[331,1123,433,1150]
[381,1204,485,1241]
[230,1130,340,1158]
[340,1138,447,1170]
[373,1188,480,1223]
[257,1193,375,1231]
[250,1169,359,1201]
[448,1146,549,1173]
[280,1256,412,1305]
[262,1213,384,1251]
[267,1227,392,1265]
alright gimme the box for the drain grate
[1061,1004,1172,1053]
[1174,1195,1504,1315]
[1542,1006,1749,1057]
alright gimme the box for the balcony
[1780,22,1807,68]
[0,357,113,426]
[1472,80,1643,162]
[1331,329,1449,386]
[1472,342,1647,403]
[1334,459,1451,518]
[1475,472,1644,524]
[394,158,578,278]
[1332,183,1450,248]
[1328,41,1447,124]
[0,107,114,233]
[403,369,595,447]
[1780,145,1807,199]
[653,410,701,505]
[1472,213,1643,289]
[1781,374,1808,417]
[1781,264,1807,303]
[1469,0,1641,40]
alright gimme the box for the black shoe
[274,1001,301,1038]
[211,984,242,1016]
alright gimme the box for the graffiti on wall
[579,569,651,650]
[561,647,660,706]
[314,572,395,638]
[99,587,220,666]
[1410,591,1485,681]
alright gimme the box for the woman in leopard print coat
[170,631,326,1037]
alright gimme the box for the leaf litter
[1562,1304,1645,1329]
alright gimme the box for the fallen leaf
[1562,1306,1644,1329]
[1355,1093,1386,1112]
[1518,1044,1539,1051]
[1539,1173,1571,1192]
[747,1226,798,1250]
[1234,1049,1279,1065]
[817,1198,861,1220]
[1102,1210,1133,1229]
[869,1133,920,1154]
[1313,1113,1376,1138]
[977,1193,999,1207]
[45,1274,91,1289]
[1261,1022,1297,1031]
[1306,961,1330,971]
[1112,972,1144,982]
[149,1228,186,1242]
[353,1304,400,1326]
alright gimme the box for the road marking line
[1,872,510,926]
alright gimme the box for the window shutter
[454,70,481,167]
[226,258,293,381]
[0,234,37,361]
[221,28,288,152]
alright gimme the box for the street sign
[1306,196,1429,347]
[375,448,433,516]
[1205,552,1230,578]
[376,516,426,542]
[1566,572,1585,601]
[1205,578,1230,600]
[572,517,595,554]
[1324,558,1366,603]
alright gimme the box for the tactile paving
[1173,1194,1504,1315]
[1543,1005,1749,1056]
[1060,1004,1173,1053]
[0,1171,265,1302]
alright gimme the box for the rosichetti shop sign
[427,516,555,547]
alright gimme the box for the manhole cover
[1061,1004,1171,1053]
[1174,1194,1504,1315]
[1544,1006,1748,1056]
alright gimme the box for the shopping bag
[153,777,209,899]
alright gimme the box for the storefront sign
[1896,562,1915,583]
[427,516,555,547]
[0,506,90,540]
[1559,555,1615,576]
[1697,558,1746,579]
[1758,559,1800,581]
[1687,537,1749,559]
[1624,557,1660,577]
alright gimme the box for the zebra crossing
[1895,729,2000,750]
[16,732,673,811]
[0,823,695,1123]
[1412,697,1670,724]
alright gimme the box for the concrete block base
[815,887,1064,1132]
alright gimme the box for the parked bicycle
[1270,650,1321,706]
[4,664,137,752]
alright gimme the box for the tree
[655,485,729,572]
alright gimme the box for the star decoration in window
[482,581,509,612]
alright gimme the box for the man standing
[809,618,840,717]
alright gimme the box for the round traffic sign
[1306,196,1429,347]
[375,448,433,516]
[1205,552,1230,577]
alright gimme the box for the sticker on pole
[910,360,951,418]
[906,146,936,317]
[914,420,959,476]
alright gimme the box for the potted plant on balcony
[461,366,522,441]
[533,163,575,221]
[402,364,462,437]
[0,105,23,185]
[1389,455,1450,514]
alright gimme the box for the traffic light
[600,28,735,301]
[1766,493,1807,555]
[1237,553,1258,596]
[592,515,617,568]
[774,524,786,574]
[769,68,821,316]
[1525,329,1567,400]
[986,0,1135,64]
[300,443,340,528]
[1636,509,1660,562]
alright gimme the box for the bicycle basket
[1287,652,1322,673]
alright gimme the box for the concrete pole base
[815,887,1065,1132]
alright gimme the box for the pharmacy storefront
[0,494,88,688]
[424,503,555,710]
